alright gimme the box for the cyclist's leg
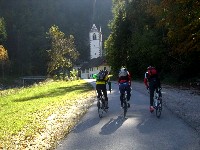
[149,81,155,111]
[126,85,131,101]
[96,85,102,99]
[101,84,108,108]
[102,90,108,101]
[158,89,162,98]
[108,81,111,92]
[155,81,162,98]
[126,85,131,108]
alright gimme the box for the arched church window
[93,33,96,40]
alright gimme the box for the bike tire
[97,101,103,118]
[156,99,162,118]
[98,108,103,118]
[123,101,127,118]
[97,101,100,108]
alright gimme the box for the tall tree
[156,0,200,79]
[0,17,7,43]
[105,0,166,77]
[105,0,128,74]
[0,45,9,78]
[47,25,79,77]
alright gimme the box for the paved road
[56,79,200,150]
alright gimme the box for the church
[80,24,111,79]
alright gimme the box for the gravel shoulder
[133,81,200,135]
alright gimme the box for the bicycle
[153,88,162,118]
[97,91,108,118]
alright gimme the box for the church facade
[80,24,111,79]
[89,24,103,59]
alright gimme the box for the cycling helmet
[104,69,108,75]
[121,67,126,71]
[147,65,153,70]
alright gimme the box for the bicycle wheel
[123,101,127,118]
[97,101,103,118]
[156,99,162,118]
[102,99,108,113]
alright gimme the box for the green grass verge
[0,79,94,142]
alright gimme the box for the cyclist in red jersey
[144,66,161,112]
[118,67,131,108]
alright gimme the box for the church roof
[80,57,106,70]
[90,24,99,32]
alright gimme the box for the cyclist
[93,70,109,109]
[144,66,162,112]
[118,67,131,108]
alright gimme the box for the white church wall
[90,40,101,59]
[89,24,102,59]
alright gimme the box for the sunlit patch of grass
[0,80,94,143]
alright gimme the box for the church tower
[89,24,102,59]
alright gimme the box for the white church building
[80,24,111,79]
[89,24,103,59]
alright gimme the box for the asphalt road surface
[56,79,200,150]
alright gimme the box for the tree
[0,45,9,78]
[0,17,8,78]
[105,0,129,74]
[105,0,166,77]
[46,25,79,77]
[0,17,7,43]
[156,0,200,79]
[70,69,79,80]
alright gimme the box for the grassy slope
[0,80,95,144]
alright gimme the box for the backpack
[96,71,106,81]
[147,67,157,77]
[119,68,128,77]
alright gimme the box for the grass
[0,79,95,145]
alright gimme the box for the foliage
[46,25,79,77]
[0,17,7,43]
[105,0,129,74]
[70,69,79,80]
[105,0,200,81]
[105,0,165,77]
[154,0,200,79]
[0,45,9,78]
[158,0,200,53]
[0,45,8,61]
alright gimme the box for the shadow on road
[99,116,127,135]
[72,117,100,133]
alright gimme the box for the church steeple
[89,24,102,59]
